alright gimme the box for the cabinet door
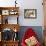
[44,30,46,46]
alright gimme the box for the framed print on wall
[24,9,37,19]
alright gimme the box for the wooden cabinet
[43,0,46,27]
[43,0,46,46]
[2,41,19,46]
[0,41,19,46]
[0,7,20,46]
[43,28,46,46]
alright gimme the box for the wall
[0,0,44,44]
[18,0,44,26]
[0,0,44,26]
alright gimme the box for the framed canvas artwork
[24,9,37,19]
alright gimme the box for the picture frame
[24,9,37,19]
[2,10,9,15]
[9,10,18,15]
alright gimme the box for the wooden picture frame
[2,10,9,15]
[24,9,37,19]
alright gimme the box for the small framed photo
[2,10,9,15]
[24,9,37,19]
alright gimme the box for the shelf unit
[0,7,19,24]
[0,7,20,46]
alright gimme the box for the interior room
[0,0,45,46]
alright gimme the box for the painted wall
[18,0,44,26]
[0,0,44,44]
[0,0,44,26]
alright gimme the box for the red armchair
[21,28,41,46]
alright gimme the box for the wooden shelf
[0,40,19,46]
[0,7,20,46]
[0,7,19,16]
[0,7,19,9]
[2,40,19,42]
[0,7,19,24]
[0,24,20,32]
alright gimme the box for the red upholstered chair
[21,28,41,46]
